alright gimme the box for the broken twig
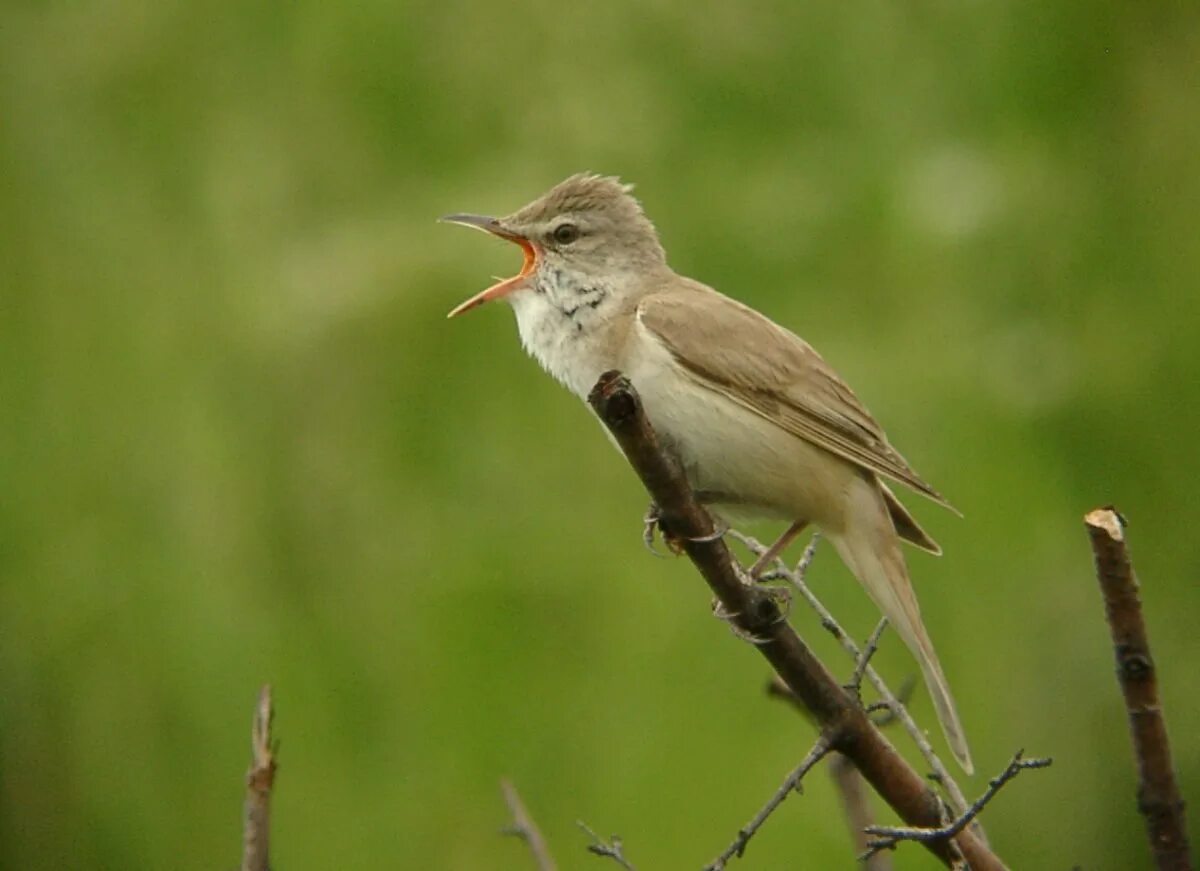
[576,821,636,870]
[241,685,276,871]
[1086,507,1192,871]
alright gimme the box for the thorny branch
[241,685,277,871]
[501,780,558,871]
[576,821,636,870]
[1086,507,1192,871]
[863,750,1052,859]
[588,371,1007,870]
[743,531,976,827]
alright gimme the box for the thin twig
[765,675,900,870]
[848,618,889,698]
[501,780,558,871]
[793,533,820,579]
[866,676,917,726]
[768,676,902,871]
[587,371,1005,870]
[1085,507,1193,871]
[739,530,974,825]
[576,821,636,870]
[241,684,276,871]
[704,735,834,870]
[863,750,1052,859]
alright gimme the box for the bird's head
[442,173,666,317]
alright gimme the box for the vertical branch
[242,684,277,871]
[501,779,558,871]
[828,754,893,871]
[1085,507,1192,871]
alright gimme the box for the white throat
[507,267,623,399]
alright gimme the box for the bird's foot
[711,600,770,645]
[711,588,791,645]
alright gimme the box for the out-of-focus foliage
[2,2,1197,868]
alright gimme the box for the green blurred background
[3,1,1198,868]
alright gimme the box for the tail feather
[830,479,974,775]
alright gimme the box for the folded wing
[636,283,957,514]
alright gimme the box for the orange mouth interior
[510,237,537,281]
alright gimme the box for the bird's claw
[711,599,774,645]
[642,503,670,557]
[688,523,729,543]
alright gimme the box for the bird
[441,173,973,773]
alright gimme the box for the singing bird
[442,173,973,773]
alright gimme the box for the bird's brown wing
[636,283,957,512]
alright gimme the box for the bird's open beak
[440,214,538,318]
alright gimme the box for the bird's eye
[552,222,581,245]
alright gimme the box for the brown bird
[443,173,973,773]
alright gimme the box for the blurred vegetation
[2,1,1198,868]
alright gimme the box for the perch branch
[576,821,636,869]
[1085,507,1192,871]
[704,735,834,870]
[863,750,1051,859]
[241,684,276,871]
[587,371,1005,869]
[501,780,557,871]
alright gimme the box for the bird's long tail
[828,478,974,775]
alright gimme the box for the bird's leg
[748,520,810,579]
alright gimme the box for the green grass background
[3,1,1198,868]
